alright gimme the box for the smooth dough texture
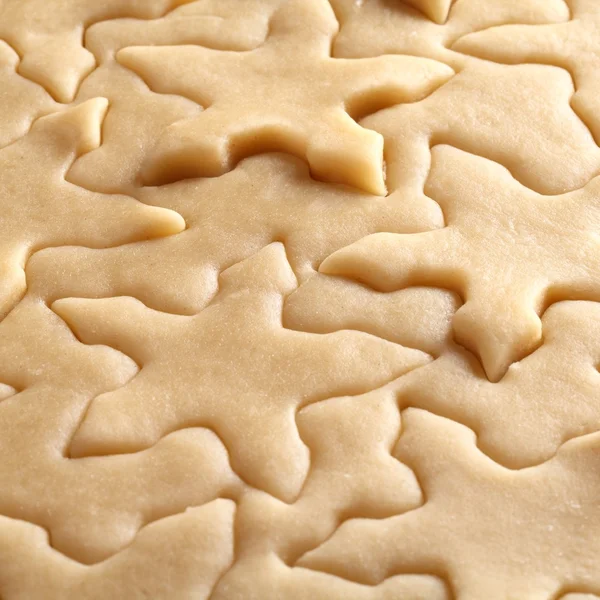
[2,0,600,598]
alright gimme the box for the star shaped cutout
[0,41,57,149]
[300,409,600,599]
[396,301,600,468]
[0,0,195,103]
[116,0,453,194]
[360,61,600,196]
[320,145,600,381]
[403,0,455,24]
[453,0,600,142]
[27,153,442,316]
[329,0,568,68]
[52,244,431,502]
[0,299,242,564]
[0,99,184,321]
[66,0,283,194]
[0,500,235,598]
[213,388,450,598]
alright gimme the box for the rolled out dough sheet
[0,0,599,598]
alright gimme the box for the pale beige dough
[68,63,201,195]
[1,0,600,598]
[85,0,281,59]
[212,387,441,596]
[0,500,235,600]
[320,145,600,381]
[26,154,442,315]
[301,408,600,599]
[52,244,430,502]
[403,0,454,24]
[393,301,600,468]
[339,0,455,26]
[0,0,198,103]
[329,0,569,65]
[0,99,184,321]
[283,274,458,357]
[114,0,453,194]
[0,41,57,149]
[360,61,600,196]
[212,556,450,600]
[68,0,283,194]
[0,298,243,564]
[0,383,15,401]
[454,0,600,141]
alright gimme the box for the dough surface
[1,0,600,598]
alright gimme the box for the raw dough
[0,298,241,564]
[301,408,600,600]
[0,99,183,320]
[116,0,453,193]
[0,0,196,102]
[0,41,57,149]
[53,244,430,502]
[27,154,442,315]
[320,145,600,381]
[2,0,600,598]
[329,0,568,66]
[454,0,600,141]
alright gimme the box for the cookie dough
[1,1,600,598]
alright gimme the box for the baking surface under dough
[1,0,600,598]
